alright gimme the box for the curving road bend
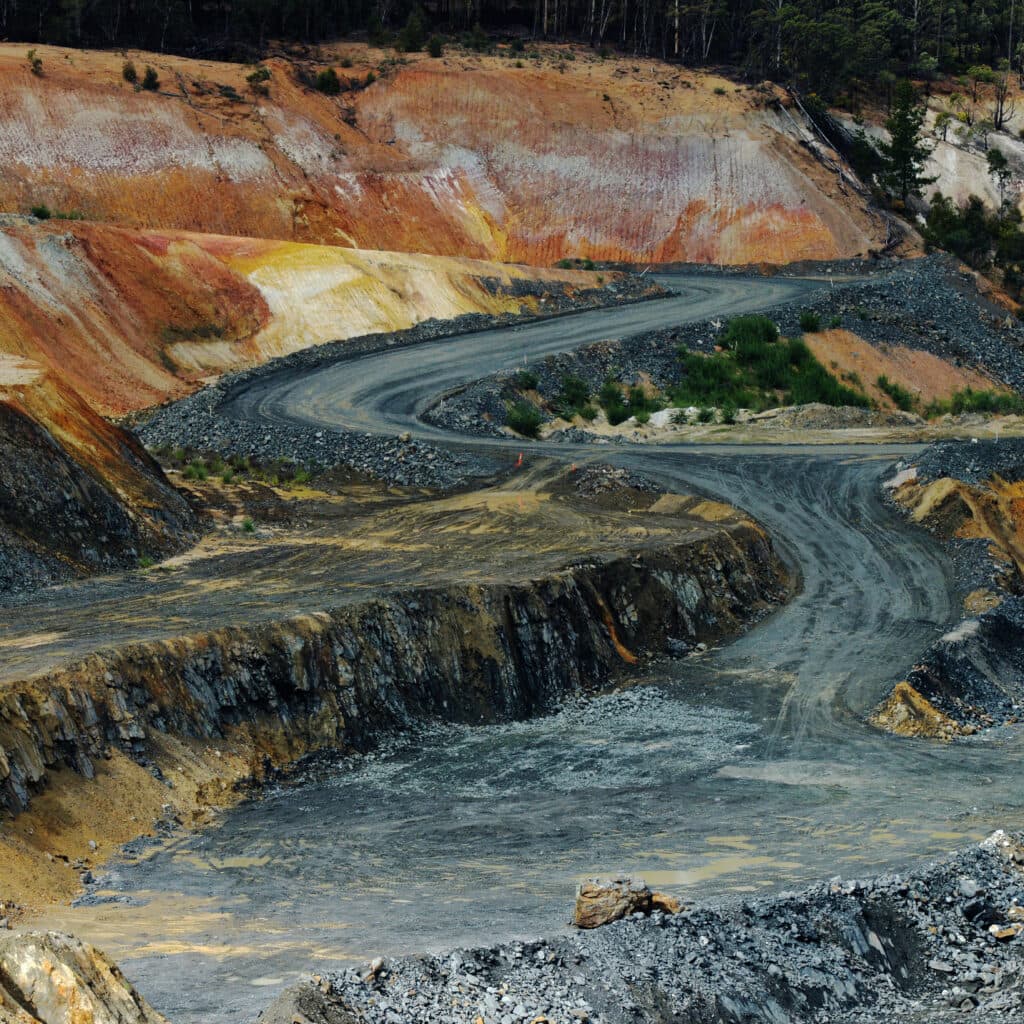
[50,275,1024,1023]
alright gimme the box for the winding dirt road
[32,274,1024,1023]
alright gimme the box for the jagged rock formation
[0,361,196,595]
[0,931,166,1024]
[0,523,786,816]
[0,44,882,266]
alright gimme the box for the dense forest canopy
[3,1,1023,98]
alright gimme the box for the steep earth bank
[874,439,1024,738]
[0,218,630,417]
[0,43,882,265]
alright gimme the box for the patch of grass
[877,374,917,412]
[141,65,160,91]
[515,369,539,391]
[183,460,208,481]
[138,555,155,569]
[799,310,822,332]
[672,314,870,412]
[554,374,591,418]
[924,388,1024,418]
[507,400,543,438]
[242,517,256,534]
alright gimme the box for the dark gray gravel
[262,831,1024,1024]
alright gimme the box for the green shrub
[578,404,598,421]
[877,374,917,411]
[925,388,1024,418]
[829,315,842,329]
[698,406,715,422]
[183,460,208,481]
[507,400,543,437]
[560,375,590,409]
[122,61,137,84]
[713,86,726,95]
[799,309,822,332]
[597,378,628,424]
[142,65,160,91]
[316,67,341,94]
[427,35,444,58]
[340,56,354,68]
[673,314,870,412]
[242,517,256,533]
[30,203,51,220]
[515,369,539,391]
[721,401,738,424]
[365,70,377,86]
[221,468,235,484]
[26,49,42,76]
[138,555,155,570]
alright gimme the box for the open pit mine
[1,30,1023,1024]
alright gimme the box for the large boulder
[573,877,681,929]
[0,932,166,1024]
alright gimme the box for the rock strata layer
[0,523,786,817]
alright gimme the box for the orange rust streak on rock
[594,594,639,665]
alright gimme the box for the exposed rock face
[0,932,166,1024]
[0,44,880,265]
[574,878,654,929]
[876,438,1024,737]
[0,525,787,815]
[0,368,196,597]
[573,878,682,929]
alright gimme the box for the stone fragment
[573,877,652,929]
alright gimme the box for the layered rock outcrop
[0,523,787,816]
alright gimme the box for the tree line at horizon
[4,0,1024,99]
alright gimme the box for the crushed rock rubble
[261,831,1024,1024]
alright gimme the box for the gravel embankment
[137,279,661,489]
[426,255,1024,438]
[263,831,1024,1024]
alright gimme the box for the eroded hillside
[0,218,617,416]
[0,43,882,265]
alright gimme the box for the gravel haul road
[40,274,1024,1022]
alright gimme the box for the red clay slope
[0,43,881,265]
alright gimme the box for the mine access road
[29,273,1024,1023]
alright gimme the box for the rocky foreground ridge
[3,832,1022,1024]
[261,831,1024,1024]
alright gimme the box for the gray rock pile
[261,831,1024,1024]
